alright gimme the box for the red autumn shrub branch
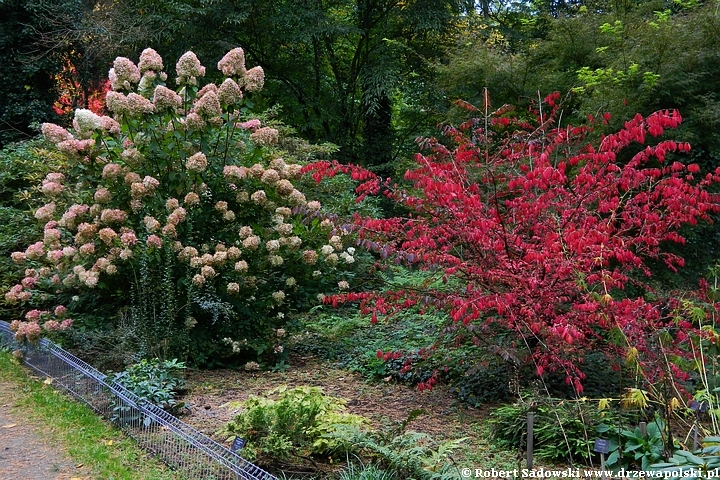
[304,94,720,393]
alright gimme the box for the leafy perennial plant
[6,47,357,366]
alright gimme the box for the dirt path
[0,380,83,480]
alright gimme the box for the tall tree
[118,0,460,172]
[0,0,65,145]
[0,0,131,146]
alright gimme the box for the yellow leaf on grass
[104,440,113,446]
[43,377,53,385]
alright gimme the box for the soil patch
[182,355,492,446]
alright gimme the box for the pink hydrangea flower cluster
[242,235,260,250]
[41,172,65,197]
[79,243,95,255]
[106,92,155,116]
[41,181,64,196]
[100,209,127,224]
[25,241,45,260]
[184,192,201,205]
[147,234,163,249]
[10,321,42,341]
[98,227,118,245]
[100,116,122,134]
[138,48,164,73]
[5,285,31,304]
[59,203,89,230]
[185,112,206,130]
[94,187,112,203]
[41,123,73,143]
[243,66,265,92]
[193,91,222,117]
[302,250,319,265]
[217,48,246,76]
[43,227,61,245]
[275,179,295,196]
[56,138,95,156]
[238,119,261,131]
[186,152,208,172]
[153,85,182,110]
[102,163,123,180]
[250,190,267,204]
[260,169,280,185]
[74,221,95,242]
[46,249,64,264]
[120,230,138,246]
[167,207,186,225]
[223,165,247,181]
[218,78,243,105]
[250,127,279,146]
[110,57,141,90]
[176,51,206,84]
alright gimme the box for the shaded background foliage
[7,0,720,180]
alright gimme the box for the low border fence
[0,320,277,480]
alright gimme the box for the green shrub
[490,398,608,463]
[0,138,68,319]
[327,423,466,480]
[0,137,69,208]
[110,358,187,414]
[597,415,666,471]
[221,385,367,464]
[337,462,397,480]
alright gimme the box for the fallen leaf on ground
[2,423,17,428]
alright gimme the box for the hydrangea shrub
[6,48,357,366]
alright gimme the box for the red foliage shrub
[305,94,720,393]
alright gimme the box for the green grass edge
[0,350,183,480]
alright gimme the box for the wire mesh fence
[0,320,277,480]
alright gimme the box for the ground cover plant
[110,358,188,414]
[4,47,363,368]
[197,367,506,478]
[221,385,368,465]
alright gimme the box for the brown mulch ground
[181,354,491,446]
